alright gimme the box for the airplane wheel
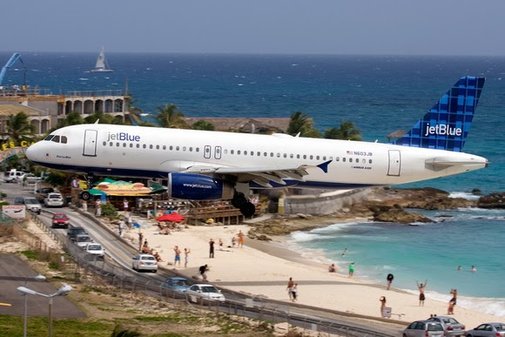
[81,191,91,201]
[240,202,256,217]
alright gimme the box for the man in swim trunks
[417,280,427,306]
[174,245,181,267]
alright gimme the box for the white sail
[91,47,113,72]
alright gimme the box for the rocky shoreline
[249,186,496,239]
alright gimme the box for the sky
[2,0,505,56]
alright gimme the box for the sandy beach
[126,217,504,329]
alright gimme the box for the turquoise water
[3,52,505,313]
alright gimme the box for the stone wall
[283,188,370,215]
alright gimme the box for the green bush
[101,203,118,219]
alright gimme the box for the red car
[51,213,70,229]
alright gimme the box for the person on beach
[231,236,236,247]
[291,283,298,302]
[448,289,457,315]
[328,263,337,273]
[417,280,427,306]
[348,262,355,277]
[457,265,462,271]
[173,245,181,267]
[287,277,295,301]
[386,273,394,290]
[379,296,387,317]
[471,265,477,272]
[138,232,143,252]
[199,264,209,281]
[237,230,245,247]
[184,248,190,268]
[219,238,224,250]
[209,238,215,258]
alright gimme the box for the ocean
[2,52,505,315]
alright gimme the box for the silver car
[427,316,466,337]
[132,254,158,272]
[465,322,505,337]
[403,320,444,337]
[186,284,225,303]
[23,197,42,214]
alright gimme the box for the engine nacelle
[167,173,234,200]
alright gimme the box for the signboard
[2,205,26,219]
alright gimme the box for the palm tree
[56,111,84,129]
[286,111,320,138]
[84,111,117,124]
[156,104,188,128]
[324,121,361,140]
[6,112,35,146]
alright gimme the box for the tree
[56,111,84,129]
[192,120,215,131]
[6,112,35,146]
[286,111,320,138]
[84,111,118,124]
[156,104,188,128]
[324,121,361,141]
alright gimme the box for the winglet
[394,76,485,152]
[317,160,332,173]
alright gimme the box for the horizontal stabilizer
[425,156,488,169]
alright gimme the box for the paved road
[0,254,85,318]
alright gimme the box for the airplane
[26,76,487,217]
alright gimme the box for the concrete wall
[284,188,370,215]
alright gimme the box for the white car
[132,254,158,272]
[186,284,226,303]
[23,197,42,214]
[44,192,64,207]
[85,243,105,258]
[74,234,93,248]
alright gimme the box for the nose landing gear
[231,192,256,218]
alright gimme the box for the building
[0,87,130,137]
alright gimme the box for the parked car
[403,320,445,337]
[16,173,42,185]
[74,234,93,248]
[4,169,25,183]
[23,197,42,214]
[51,213,70,228]
[465,322,505,337]
[186,284,225,303]
[44,192,64,207]
[85,243,105,258]
[67,226,87,242]
[161,277,191,294]
[131,254,158,272]
[427,316,465,337]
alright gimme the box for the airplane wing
[182,160,332,188]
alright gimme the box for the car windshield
[201,286,218,293]
[88,245,101,250]
[141,256,155,261]
[24,198,38,204]
[54,214,66,219]
[49,195,61,199]
[76,236,91,242]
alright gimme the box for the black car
[67,226,87,241]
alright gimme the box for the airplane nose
[25,143,38,161]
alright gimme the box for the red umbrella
[157,212,185,223]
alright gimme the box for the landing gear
[231,192,256,218]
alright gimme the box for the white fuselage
[26,124,487,189]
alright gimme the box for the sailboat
[91,47,113,72]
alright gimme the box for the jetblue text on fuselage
[106,132,141,142]
[423,123,462,137]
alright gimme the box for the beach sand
[128,217,504,329]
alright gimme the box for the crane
[0,53,24,86]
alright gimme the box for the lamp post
[17,283,72,337]
[22,274,46,337]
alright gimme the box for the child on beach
[348,262,355,277]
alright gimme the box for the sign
[2,205,26,219]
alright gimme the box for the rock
[369,204,432,224]
[478,192,505,209]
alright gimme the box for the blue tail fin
[394,76,485,152]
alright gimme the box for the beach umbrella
[156,212,185,223]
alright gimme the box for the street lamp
[17,282,72,337]
[21,274,46,337]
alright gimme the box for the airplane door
[204,145,211,159]
[214,146,222,159]
[387,150,401,176]
[83,129,98,157]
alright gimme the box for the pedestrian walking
[209,238,215,258]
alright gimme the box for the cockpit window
[44,135,54,141]
[61,136,67,144]
[52,136,60,143]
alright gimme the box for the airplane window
[310,155,313,160]
[163,145,166,150]
[369,159,372,164]
[44,135,54,141]
[250,151,254,156]
[336,157,339,161]
[123,143,127,148]
[142,144,146,149]
[136,144,140,148]
[343,158,346,162]
[102,141,106,146]
[303,155,307,159]
[52,136,60,143]
[283,153,287,158]
[196,148,199,152]
[362,159,366,164]
[329,156,333,160]
[224,149,228,154]
[169,145,173,150]
[237,150,241,155]
[149,145,153,149]
[156,145,159,150]
[176,146,179,151]
[257,151,261,156]
[264,152,267,156]
[183,146,186,151]
[116,142,120,147]
[61,136,67,144]
[231,150,234,155]
[270,152,274,157]
[130,143,133,148]
[109,142,113,147]
[276,153,280,158]
[297,154,300,159]
[316,155,320,160]
[189,147,192,152]
[349,158,352,163]
[290,154,293,158]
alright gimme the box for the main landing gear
[231,192,256,218]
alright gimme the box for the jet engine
[167,173,234,200]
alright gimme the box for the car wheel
[80,191,91,200]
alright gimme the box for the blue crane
[0,53,24,86]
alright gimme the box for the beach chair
[382,306,392,318]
